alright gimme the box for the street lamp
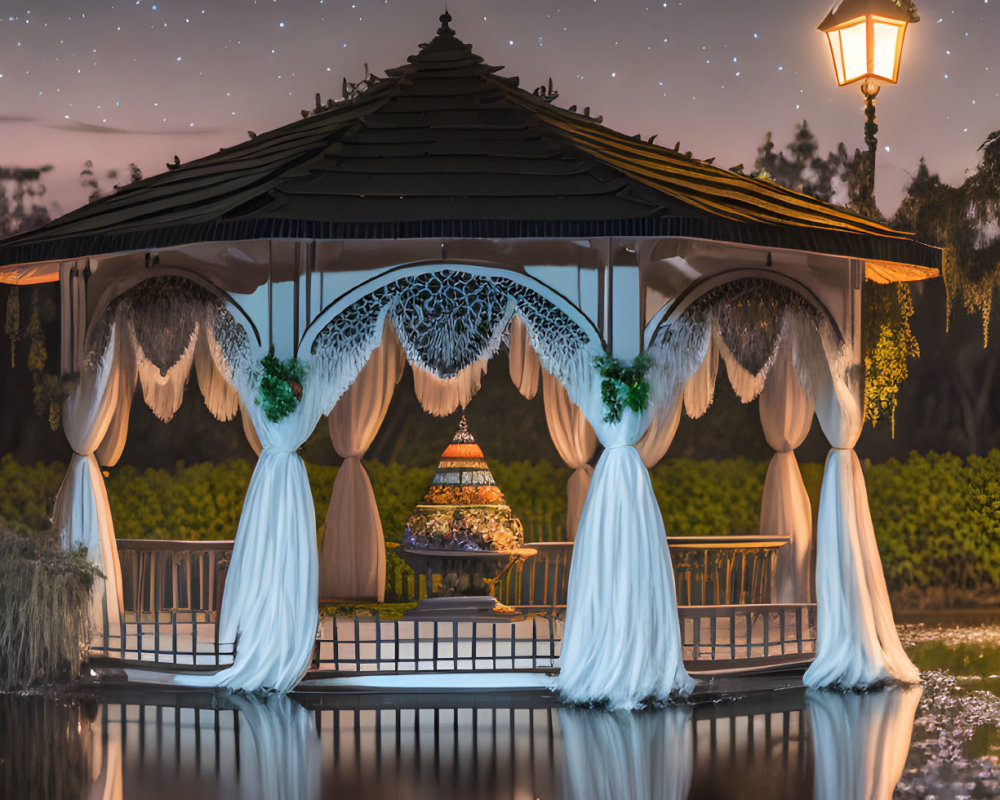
[817,0,919,214]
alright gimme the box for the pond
[3,617,1000,800]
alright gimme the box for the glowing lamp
[817,0,918,89]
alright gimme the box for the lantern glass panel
[838,20,869,83]
[871,17,905,81]
[827,30,847,83]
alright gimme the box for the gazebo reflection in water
[67,683,919,800]
[1,12,938,698]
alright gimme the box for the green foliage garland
[594,352,652,424]
[255,349,306,423]
[863,282,920,434]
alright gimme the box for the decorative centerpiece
[399,416,533,618]
[402,416,524,553]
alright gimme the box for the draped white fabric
[240,400,263,456]
[508,315,541,399]
[176,345,325,691]
[559,706,693,800]
[320,323,404,601]
[682,330,717,419]
[803,324,918,687]
[132,322,198,423]
[94,329,136,468]
[558,376,694,708]
[808,686,922,800]
[52,325,124,629]
[194,325,239,421]
[542,369,597,541]
[635,389,683,469]
[759,340,815,603]
[411,359,487,417]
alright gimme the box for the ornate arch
[85,266,261,354]
[302,261,604,414]
[645,272,840,411]
[644,267,841,349]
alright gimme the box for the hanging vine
[893,135,1000,345]
[2,285,68,430]
[4,287,19,368]
[863,282,919,434]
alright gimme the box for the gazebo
[0,14,939,706]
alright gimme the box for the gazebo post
[805,272,917,687]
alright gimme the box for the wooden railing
[117,539,233,615]
[118,536,788,612]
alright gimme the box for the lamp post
[818,0,919,216]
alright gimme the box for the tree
[893,136,1000,342]
[0,166,52,238]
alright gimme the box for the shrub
[0,526,99,690]
[4,451,1000,595]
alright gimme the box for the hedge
[2,451,999,591]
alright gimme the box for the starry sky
[0,0,995,220]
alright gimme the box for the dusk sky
[1,0,996,219]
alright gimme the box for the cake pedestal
[399,546,537,620]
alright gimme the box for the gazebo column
[804,340,918,688]
[558,376,693,708]
[177,389,323,692]
[53,323,125,630]
[758,341,815,603]
[541,370,597,541]
[320,323,404,601]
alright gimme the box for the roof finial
[438,10,454,36]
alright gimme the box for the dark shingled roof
[0,13,940,273]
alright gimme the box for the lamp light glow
[818,0,918,87]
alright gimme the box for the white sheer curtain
[759,339,815,603]
[803,324,918,687]
[52,324,124,629]
[542,369,597,541]
[635,388,683,468]
[95,329,136,468]
[131,322,198,423]
[240,400,263,456]
[508,315,540,399]
[320,322,404,601]
[411,359,487,416]
[559,706,693,800]
[808,686,922,800]
[557,373,694,708]
[176,346,326,692]
[194,325,239,421]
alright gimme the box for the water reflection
[0,678,957,799]
[807,686,922,800]
[221,693,320,800]
[559,706,692,800]
[0,695,93,800]
[84,697,123,800]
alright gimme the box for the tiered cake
[402,416,524,552]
